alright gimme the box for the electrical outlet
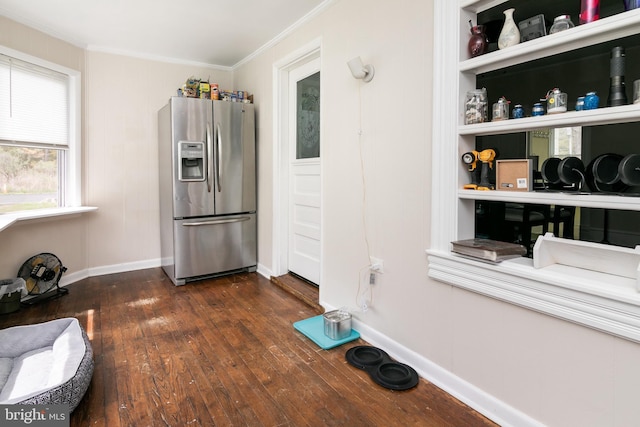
[369,257,384,273]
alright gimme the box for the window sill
[0,206,97,233]
[426,250,640,343]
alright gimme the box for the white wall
[235,0,433,360]
[234,1,640,426]
[83,52,233,271]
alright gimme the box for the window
[550,127,581,158]
[0,47,80,213]
[296,71,320,159]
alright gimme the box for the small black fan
[17,253,68,304]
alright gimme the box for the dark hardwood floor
[0,268,496,426]
[270,273,323,314]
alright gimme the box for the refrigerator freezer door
[171,97,215,218]
[213,101,256,215]
[172,213,257,281]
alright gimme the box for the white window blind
[0,54,69,146]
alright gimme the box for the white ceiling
[0,0,328,68]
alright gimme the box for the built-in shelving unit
[459,8,640,74]
[458,2,640,211]
[428,0,640,345]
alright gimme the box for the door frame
[272,38,322,279]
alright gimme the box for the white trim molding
[234,1,334,69]
[271,38,322,278]
[428,250,640,343]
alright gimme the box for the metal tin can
[512,104,524,119]
[323,310,352,340]
[532,102,545,116]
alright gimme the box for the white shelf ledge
[460,0,508,14]
[427,248,640,343]
[458,188,640,211]
[459,104,640,136]
[533,233,640,289]
[459,9,640,75]
[0,206,97,233]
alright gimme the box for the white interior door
[288,59,321,285]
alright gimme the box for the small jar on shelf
[550,15,575,34]
[465,88,488,124]
[584,91,600,109]
[545,88,568,114]
[512,104,524,119]
[532,102,545,116]
[492,97,510,121]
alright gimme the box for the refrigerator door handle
[216,122,222,192]
[182,216,251,227]
[206,123,213,193]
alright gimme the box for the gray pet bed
[0,318,94,412]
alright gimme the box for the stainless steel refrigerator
[158,97,256,285]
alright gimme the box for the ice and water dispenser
[178,141,206,181]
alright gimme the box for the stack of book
[451,238,526,262]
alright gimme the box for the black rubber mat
[345,345,419,391]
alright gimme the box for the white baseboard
[62,259,268,287]
[56,258,162,289]
[58,269,90,288]
[347,317,543,427]
[87,258,162,277]
[256,263,273,280]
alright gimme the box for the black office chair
[550,205,575,239]
[504,203,550,256]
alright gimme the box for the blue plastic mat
[293,315,360,350]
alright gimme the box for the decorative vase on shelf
[498,8,520,50]
[468,25,489,58]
